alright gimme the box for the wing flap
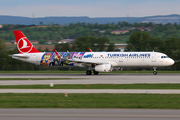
[63,58,108,65]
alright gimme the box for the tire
[153,71,157,75]
[60,62,63,66]
[93,71,99,75]
[86,70,92,75]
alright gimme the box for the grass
[1,84,180,89]
[0,70,180,74]
[0,93,180,108]
[0,78,85,80]
[0,71,85,73]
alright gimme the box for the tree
[159,37,180,60]
[96,37,109,51]
[106,43,115,51]
[0,38,7,70]
[55,43,70,52]
[72,36,114,52]
[0,39,6,53]
[72,36,96,51]
[126,31,163,51]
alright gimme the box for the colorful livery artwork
[40,52,85,66]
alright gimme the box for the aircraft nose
[170,59,175,65]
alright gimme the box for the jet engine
[95,64,112,72]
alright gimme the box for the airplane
[11,30,174,75]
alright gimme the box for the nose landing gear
[153,67,157,75]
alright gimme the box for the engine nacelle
[95,64,112,72]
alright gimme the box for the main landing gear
[86,70,92,75]
[153,67,157,75]
[93,70,99,75]
[86,70,99,75]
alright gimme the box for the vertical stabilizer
[14,30,40,54]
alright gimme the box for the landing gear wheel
[86,70,92,75]
[60,62,63,66]
[153,71,157,75]
[153,67,157,75]
[93,70,99,75]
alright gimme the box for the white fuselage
[12,51,174,68]
[81,52,174,67]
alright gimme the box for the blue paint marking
[83,54,94,58]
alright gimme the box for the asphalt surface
[1,89,180,94]
[0,73,180,85]
[0,73,180,93]
[0,109,180,120]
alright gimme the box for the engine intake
[95,64,112,72]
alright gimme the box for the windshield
[161,56,169,58]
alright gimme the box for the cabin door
[151,53,156,62]
[36,55,41,65]
[119,57,123,62]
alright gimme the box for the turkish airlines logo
[17,37,33,53]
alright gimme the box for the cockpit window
[161,56,169,58]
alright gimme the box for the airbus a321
[11,30,174,75]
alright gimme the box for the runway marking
[0,114,180,117]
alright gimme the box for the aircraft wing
[62,58,108,65]
[53,49,108,65]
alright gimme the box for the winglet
[88,48,93,52]
[54,49,61,59]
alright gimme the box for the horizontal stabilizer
[11,54,29,59]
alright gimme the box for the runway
[1,73,180,94]
[0,109,180,120]
[0,73,180,85]
[1,89,180,94]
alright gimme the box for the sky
[0,0,180,18]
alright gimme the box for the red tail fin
[14,30,40,54]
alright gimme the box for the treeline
[1,22,180,44]
[55,36,115,52]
